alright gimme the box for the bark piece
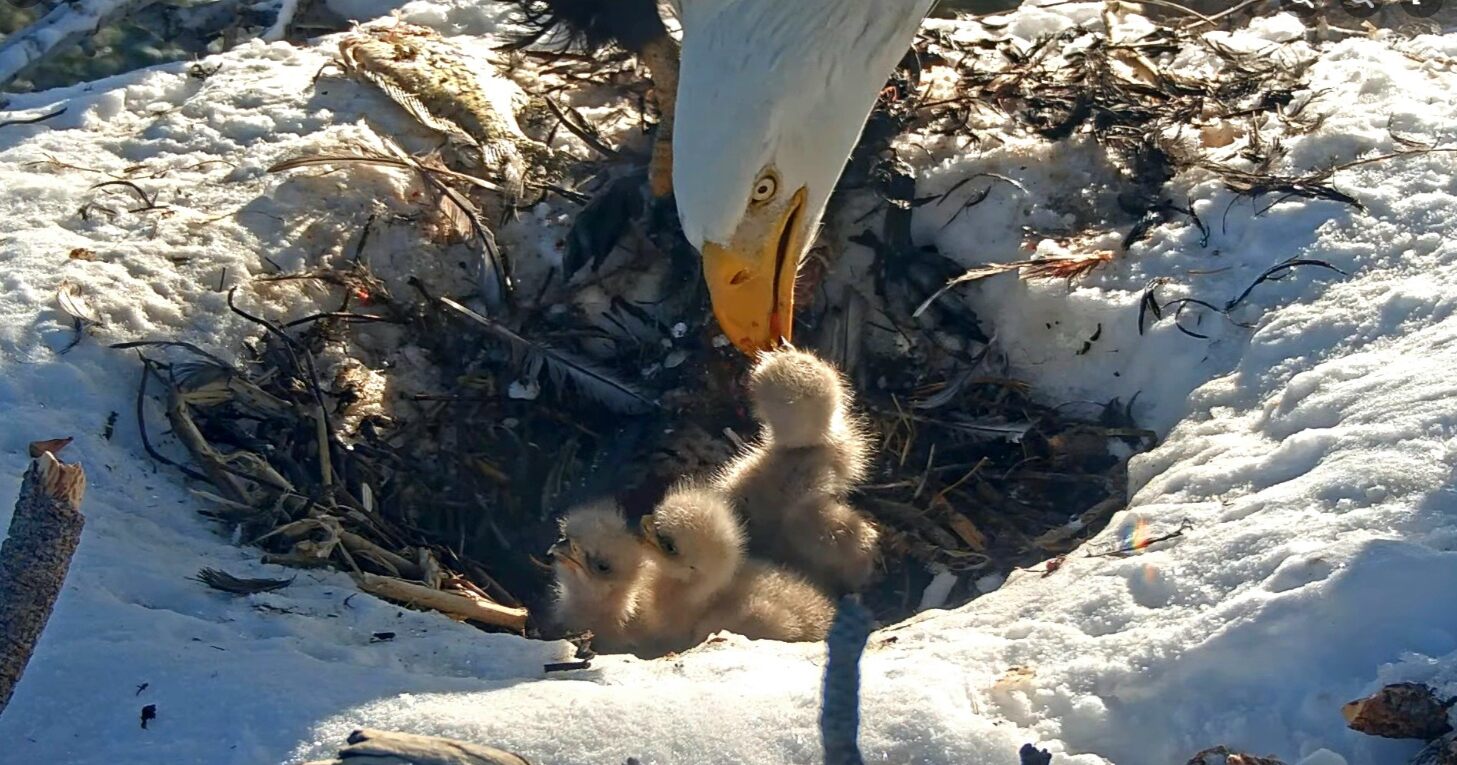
[303,727,534,765]
[352,573,527,632]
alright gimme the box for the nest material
[115,9,1378,633]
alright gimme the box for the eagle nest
[122,10,1360,643]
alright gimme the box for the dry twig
[352,573,528,632]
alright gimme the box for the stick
[165,384,250,504]
[338,531,423,580]
[302,728,534,765]
[0,453,87,716]
[351,573,528,632]
[639,35,679,199]
[1183,0,1265,29]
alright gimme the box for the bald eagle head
[671,0,933,354]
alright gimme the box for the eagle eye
[751,172,778,204]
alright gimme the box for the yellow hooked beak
[700,187,807,355]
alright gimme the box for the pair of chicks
[547,349,880,657]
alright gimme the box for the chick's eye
[593,559,612,574]
[751,174,777,203]
[660,536,678,556]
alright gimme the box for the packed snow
[2,2,1457,764]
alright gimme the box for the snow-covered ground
[2,2,1457,763]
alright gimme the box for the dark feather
[440,297,658,414]
[564,172,645,275]
[496,0,668,53]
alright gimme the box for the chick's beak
[547,540,585,573]
[700,187,807,355]
[638,515,662,552]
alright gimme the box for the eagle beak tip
[699,187,807,358]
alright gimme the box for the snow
[2,3,1457,765]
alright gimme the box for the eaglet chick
[715,348,881,594]
[548,500,657,655]
[639,485,833,652]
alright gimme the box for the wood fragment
[303,727,535,765]
[352,573,528,632]
[0,453,87,716]
[1031,495,1125,552]
[639,35,680,199]
[165,384,249,504]
[260,552,336,569]
[27,438,73,458]
[338,531,422,578]
[944,512,988,553]
[1086,518,1192,558]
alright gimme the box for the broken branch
[303,727,535,765]
[0,452,87,716]
[351,572,528,632]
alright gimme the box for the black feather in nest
[497,0,669,53]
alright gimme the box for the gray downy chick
[549,500,658,655]
[716,347,881,594]
[640,484,833,651]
